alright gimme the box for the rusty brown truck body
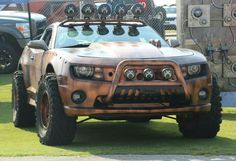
[12,4,222,146]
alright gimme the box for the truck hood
[0,11,46,21]
[61,42,194,59]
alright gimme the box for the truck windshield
[55,24,169,48]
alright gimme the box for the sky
[154,0,176,6]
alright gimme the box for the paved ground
[0,155,235,161]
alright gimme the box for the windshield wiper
[62,43,91,48]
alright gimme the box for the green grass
[0,74,236,156]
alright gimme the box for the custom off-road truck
[12,3,222,146]
[0,6,46,73]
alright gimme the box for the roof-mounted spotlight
[131,4,145,19]
[115,4,128,20]
[98,4,112,20]
[64,4,78,20]
[81,4,95,19]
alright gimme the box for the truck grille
[112,86,185,104]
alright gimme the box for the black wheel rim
[40,92,50,129]
[0,49,13,70]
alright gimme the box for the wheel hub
[40,93,50,129]
[0,49,13,69]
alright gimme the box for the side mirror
[169,39,180,48]
[28,40,48,51]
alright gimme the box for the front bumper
[59,60,212,117]
[64,104,211,117]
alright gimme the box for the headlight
[16,23,30,38]
[72,65,104,80]
[188,65,201,75]
[73,66,95,78]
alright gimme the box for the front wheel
[177,77,222,138]
[36,73,76,145]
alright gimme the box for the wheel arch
[0,30,23,51]
[45,64,55,74]
[18,63,23,70]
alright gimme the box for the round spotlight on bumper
[124,69,136,81]
[198,89,208,101]
[162,68,174,80]
[143,68,155,81]
[72,91,86,104]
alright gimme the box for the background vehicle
[0,4,47,74]
[163,5,176,30]
[12,4,222,146]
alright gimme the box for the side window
[42,29,52,47]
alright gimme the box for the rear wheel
[0,43,19,74]
[36,73,76,145]
[12,71,35,127]
[177,77,222,138]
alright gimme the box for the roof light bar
[131,4,145,19]
[64,4,77,20]
[115,4,128,20]
[98,4,112,19]
[81,4,96,19]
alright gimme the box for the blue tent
[0,0,29,4]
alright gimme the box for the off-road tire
[0,43,20,74]
[12,71,35,127]
[36,73,76,145]
[177,77,222,138]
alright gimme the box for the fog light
[199,89,208,101]
[72,91,86,104]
